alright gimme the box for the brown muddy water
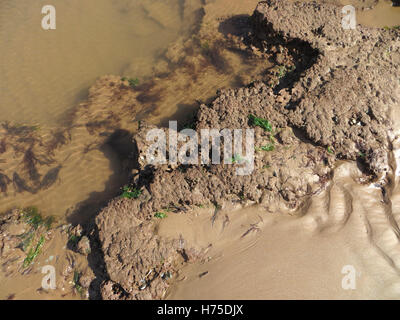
[0,0,266,221]
[0,0,399,299]
[0,0,194,218]
[0,0,194,125]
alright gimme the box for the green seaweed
[68,235,80,246]
[73,270,84,296]
[256,143,275,152]
[213,202,222,210]
[231,154,245,164]
[248,114,272,132]
[277,65,296,79]
[154,212,168,219]
[128,78,140,87]
[121,185,142,199]
[383,25,400,31]
[121,77,140,88]
[23,235,45,268]
[277,65,287,78]
[18,230,35,252]
[43,216,54,230]
[20,207,53,230]
[201,41,210,52]
[21,207,42,229]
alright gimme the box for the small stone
[77,236,91,256]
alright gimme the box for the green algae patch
[20,207,53,230]
[248,114,272,132]
[155,212,168,219]
[23,235,45,268]
[121,185,142,199]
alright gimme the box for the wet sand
[165,161,400,299]
[0,222,91,300]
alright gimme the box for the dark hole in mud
[248,15,320,93]
[136,165,157,191]
[273,39,319,93]
[355,156,376,177]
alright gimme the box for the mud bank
[93,1,399,299]
[253,0,399,176]
[0,0,399,299]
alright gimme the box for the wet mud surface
[96,1,399,299]
[0,0,399,299]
